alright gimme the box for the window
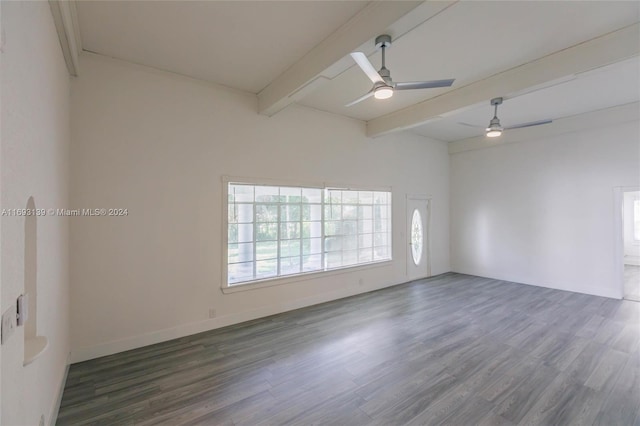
[410,209,423,266]
[226,182,392,286]
[324,189,391,269]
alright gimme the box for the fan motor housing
[375,34,392,49]
[378,67,391,80]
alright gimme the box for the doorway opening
[622,190,640,301]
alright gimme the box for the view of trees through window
[227,183,392,285]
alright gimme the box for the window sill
[221,260,393,294]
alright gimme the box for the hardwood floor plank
[416,395,494,426]
[57,273,640,425]
[163,390,277,426]
[575,315,607,339]
[593,318,626,346]
[584,348,628,393]
[562,340,609,386]
[518,374,602,426]
[541,333,590,371]
[611,323,640,354]
[355,352,447,404]
[362,370,457,422]
[477,410,516,426]
[490,362,559,423]
[259,379,360,425]
[594,394,640,426]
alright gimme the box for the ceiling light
[486,118,503,138]
[374,85,393,100]
[485,97,503,137]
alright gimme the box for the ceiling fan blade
[395,79,455,90]
[505,119,552,130]
[350,52,384,84]
[345,90,375,107]
[457,121,483,129]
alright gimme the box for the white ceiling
[298,1,639,121]
[75,1,640,142]
[412,57,640,142]
[77,1,368,93]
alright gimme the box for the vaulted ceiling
[77,1,369,93]
[74,1,640,146]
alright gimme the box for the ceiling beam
[257,1,427,116]
[49,0,82,76]
[367,23,640,137]
[448,102,639,154]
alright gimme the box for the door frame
[406,195,431,280]
[614,186,640,299]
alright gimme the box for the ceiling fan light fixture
[346,34,455,107]
[374,85,394,100]
[485,117,503,137]
[485,97,504,137]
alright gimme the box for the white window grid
[227,183,392,286]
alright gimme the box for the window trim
[633,197,640,243]
[221,175,393,292]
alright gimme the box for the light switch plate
[1,305,16,344]
[17,294,28,326]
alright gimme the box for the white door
[407,197,430,280]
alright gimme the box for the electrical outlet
[39,415,45,426]
[1,305,16,344]
[208,308,217,318]
[358,278,364,286]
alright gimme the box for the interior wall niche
[24,196,38,339]
[24,196,47,365]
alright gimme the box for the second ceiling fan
[346,34,455,107]
[458,97,553,138]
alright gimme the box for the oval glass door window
[411,209,423,266]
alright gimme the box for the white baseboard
[49,353,70,426]
[450,268,621,299]
[70,279,406,363]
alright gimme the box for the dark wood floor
[58,273,640,425]
[624,265,640,302]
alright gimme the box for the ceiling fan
[346,34,455,107]
[458,97,552,137]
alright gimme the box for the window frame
[221,176,393,293]
[634,198,640,243]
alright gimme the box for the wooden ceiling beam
[49,0,82,76]
[258,1,442,116]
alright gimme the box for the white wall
[0,1,4,421]
[623,191,640,264]
[1,2,70,425]
[70,54,450,362]
[451,120,640,299]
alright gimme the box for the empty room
[1,0,639,425]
